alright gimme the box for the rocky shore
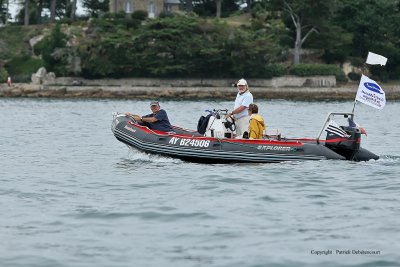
[1,82,400,100]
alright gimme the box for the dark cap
[150,101,159,106]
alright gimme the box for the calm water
[1,98,399,267]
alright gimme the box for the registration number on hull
[169,137,210,148]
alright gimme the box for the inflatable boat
[111,109,379,163]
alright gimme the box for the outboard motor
[325,126,361,160]
[317,112,379,161]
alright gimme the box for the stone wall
[2,83,400,100]
[46,76,337,88]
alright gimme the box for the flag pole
[351,100,357,114]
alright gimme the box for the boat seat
[264,129,282,141]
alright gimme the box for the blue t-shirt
[143,109,173,132]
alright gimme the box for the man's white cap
[237,78,247,86]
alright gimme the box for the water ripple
[65,210,216,221]
[1,99,400,267]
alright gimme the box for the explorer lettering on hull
[257,145,295,152]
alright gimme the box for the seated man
[247,103,265,139]
[125,101,173,132]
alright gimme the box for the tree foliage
[0,67,9,82]
[334,0,400,80]
[82,0,109,17]
[4,0,400,81]
[35,24,69,75]
[79,15,284,78]
[0,0,8,24]
[265,0,337,64]
[193,0,239,18]
[4,55,44,82]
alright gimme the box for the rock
[31,67,47,84]
[43,72,56,84]
[29,35,45,49]
[36,67,47,77]
[31,67,56,85]
[11,88,23,95]
[23,87,40,94]
[31,73,41,85]
[69,55,82,74]
[72,80,84,86]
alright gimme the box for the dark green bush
[115,11,127,19]
[370,66,389,82]
[34,24,68,75]
[89,18,116,31]
[102,12,112,19]
[131,10,148,21]
[9,74,32,83]
[159,11,174,19]
[91,17,141,30]
[5,55,44,78]
[289,64,348,82]
[58,17,73,25]
[0,67,9,82]
[33,38,46,56]
[123,18,142,29]
[349,57,364,67]
[347,72,361,81]
[260,64,286,78]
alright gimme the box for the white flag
[366,52,387,66]
[356,75,386,110]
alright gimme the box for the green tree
[16,0,69,25]
[82,0,109,17]
[265,0,336,64]
[78,15,285,78]
[37,24,68,75]
[0,0,9,24]
[0,67,9,82]
[334,0,400,79]
[193,0,238,18]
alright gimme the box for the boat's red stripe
[128,121,358,146]
[289,138,318,142]
[127,121,305,146]
[289,137,358,144]
[324,138,356,143]
[223,139,303,146]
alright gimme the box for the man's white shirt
[234,90,253,119]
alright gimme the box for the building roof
[164,0,180,4]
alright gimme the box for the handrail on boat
[316,112,354,144]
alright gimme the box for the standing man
[125,101,173,132]
[227,78,253,138]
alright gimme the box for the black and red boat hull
[111,115,379,163]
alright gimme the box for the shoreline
[1,83,400,100]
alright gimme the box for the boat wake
[127,147,182,163]
[376,155,400,163]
